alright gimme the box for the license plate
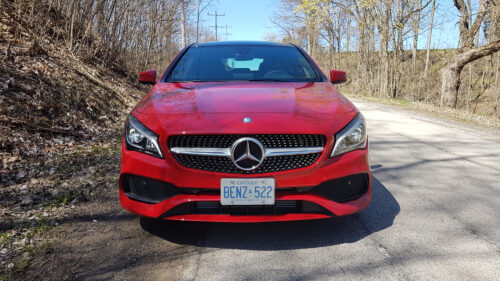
[220,178,275,206]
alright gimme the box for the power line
[208,11,225,41]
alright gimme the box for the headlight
[125,115,163,158]
[330,113,367,158]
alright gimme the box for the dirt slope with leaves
[0,3,145,279]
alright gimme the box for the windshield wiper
[171,79,298,83]
[247,79,290,82]
[171,80,228,83]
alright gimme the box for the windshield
[168,45,320,82]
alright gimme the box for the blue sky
[207,0,278,41]
[209,0,462,49]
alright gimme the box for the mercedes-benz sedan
[120,41,371,222]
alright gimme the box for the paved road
[31,100,500,281]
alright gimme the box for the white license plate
[220,178,275,206]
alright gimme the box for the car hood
[132,81,358,136]
[135,81,355,115]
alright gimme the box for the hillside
[0,2,145,278]
[0,6,144,183]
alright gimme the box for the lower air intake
[161,200,332,218]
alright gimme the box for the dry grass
[314,49,500,120]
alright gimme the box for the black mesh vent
[123,175,177,204]
[168,134,326,148]
[310,173,369,202]
[172,153,321,174]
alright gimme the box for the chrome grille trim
[170,147,230,157]
[168,134,327,148]
[170,146,324,157]
[264,147,324,157]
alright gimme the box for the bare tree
[25,0,220,73]
[441,0,500,108]
[247,0,500,115]
[194,0,214,43]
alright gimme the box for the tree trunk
[412,36,418,69]
[412,0,422,70]
[196,2,200,43]
[346,16,351,52]
[441,40,500,107]
[378,2,390,97]
[30,0,35,18]
[307,32,311,55]
[181,1,186,48]
[494,52,500,113]
[424,0,435,78]
[68,5,75,50]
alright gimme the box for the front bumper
[119,140,372,222]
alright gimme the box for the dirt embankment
[0,3,147,279]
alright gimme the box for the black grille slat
[173,153,321,174]
[168,134,326,148]
[168,134,326,174]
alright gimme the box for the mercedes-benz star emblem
[230,138,265,171]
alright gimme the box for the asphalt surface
[142,100,500,281]
[35,100,500,281]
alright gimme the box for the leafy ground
[0,141,123,281]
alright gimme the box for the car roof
[191,41,294,47]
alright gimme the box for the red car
[120,41,371,223]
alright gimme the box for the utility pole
[208,11,225,41]
[224,24,232,41]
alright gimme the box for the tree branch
[454,39,500,68]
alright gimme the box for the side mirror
[139,70,157,85]
[329,69,347,84]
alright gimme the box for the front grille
[168,134,326,148]
[168,134,326,174]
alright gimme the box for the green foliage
[12,259,30,273]
[0,232,12,247]
[45,197,69,208]
[359,0,378,8]
[23,240,51,254]
[0,257,32,281]
[295,0,327,25]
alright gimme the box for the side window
[171,51,197,81]
[296,57,315,79]
[299,57,315,79]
